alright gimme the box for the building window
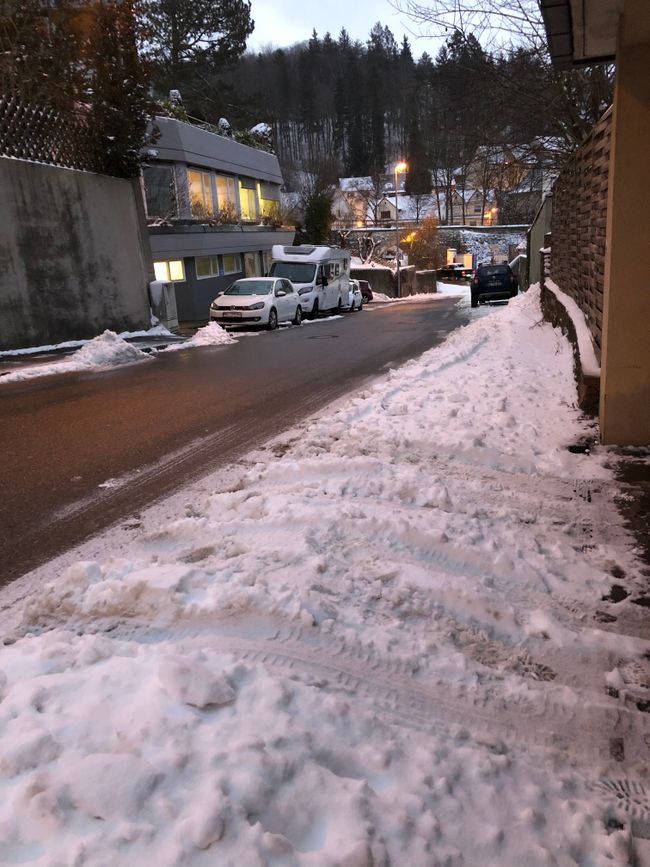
[216,175,237,211]
[142,165,177,219]
[196,256,219,279]
[154,260,185,282]
[258,181,281,222]
[222,253,242,275]
[188,168,213,217]
[380,210,390,219]
[239,179,258,222]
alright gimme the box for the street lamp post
[394,161,407,297]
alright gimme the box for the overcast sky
[247,0,442,57]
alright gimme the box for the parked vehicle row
[437,263,473,282]
[210,244,372,330]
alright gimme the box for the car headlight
[248,302,265,310]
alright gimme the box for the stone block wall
[550,107,612,362]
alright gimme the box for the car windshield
[224,280,273,296]
[269,262,316,283]
[480,266,509,277]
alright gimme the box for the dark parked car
[357,279,373,303]
[471,264,518,308]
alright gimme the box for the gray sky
[247,0,441,57]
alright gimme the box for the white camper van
[269,245,350,318]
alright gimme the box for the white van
[269,245,350,318]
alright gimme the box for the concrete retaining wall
[414,270,438,294]
[526,195,552,289]
[350,267,394,296]
[0,159,153,349]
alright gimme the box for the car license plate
[230,311,242,318]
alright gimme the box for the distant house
[141,117,294,321]
[448,188,498,226]
[374,194,437,224]
[332,177,376,226]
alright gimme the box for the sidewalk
[0,286,648,866]
[615,453,650,585]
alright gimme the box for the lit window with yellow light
[154,260,185,282]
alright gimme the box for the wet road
[0,298,469,583]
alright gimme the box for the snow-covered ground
[1,287,649,866]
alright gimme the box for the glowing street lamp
[394,161,408,297]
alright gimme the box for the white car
[210,277,302,330]
[347,279,364,312]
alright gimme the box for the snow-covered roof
[377,195,437,220]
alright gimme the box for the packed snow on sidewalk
[2,287,650,866]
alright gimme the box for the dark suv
[357,279,373,303]
[471,264,518,308]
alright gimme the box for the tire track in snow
[125,620,650,774]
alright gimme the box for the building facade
[142,117,294,322]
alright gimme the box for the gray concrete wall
[527,194,553,290]
[0,159,152,350]
[415,270,438,294]
[350,267,394,296]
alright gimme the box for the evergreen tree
[141,0,253,88]
[301,174,334,243]
[400,36,413,63]
[89,0,154,177]
[404,112,430,196]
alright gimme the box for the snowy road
[0,297,467,584]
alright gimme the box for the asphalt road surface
[0,298,469,584]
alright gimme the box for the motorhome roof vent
[284,245,315,255]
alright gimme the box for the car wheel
[293,305,302,325]
[310,299,319,320]
[350,300,355,312]
[358,300,363,311]
[471,295,478,309]
[337,299,342,314]
[268,308,278,330]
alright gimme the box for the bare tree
[391,0,614,148]
[389,0,547,54]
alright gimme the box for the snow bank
[0,325,174,358]
[0,331,151,384]
[163,321,235,351]
[2,287,648,865]
[544,278,601,377]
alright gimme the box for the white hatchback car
[210,278,302,330]
[347,279,364,312]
